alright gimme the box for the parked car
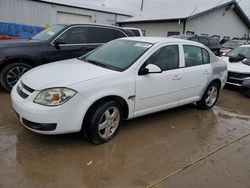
[0,23,134,91]
[220,45,250,96]
[220,40,246,55]
[11,37,227,144]
[122,27,143,36]
[188,36,221,56]
[170,35,221,56]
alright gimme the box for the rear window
[90,27,126,43]
[130,30,141,36]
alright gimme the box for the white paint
[11,37,227,135]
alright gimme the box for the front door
[44,26,100,63]
[134,44,184,116]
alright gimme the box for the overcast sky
[82,0,250,17]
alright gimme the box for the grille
[17,81,35,99]
[227,71,250,86]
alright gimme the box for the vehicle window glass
[113,30,126,38]
[90,27,122,43]
[199,38,209,46]
[226,47,250,59]
[202,49,210,64]
[132,30,140,36]
[190,37,198,42]
[81,40,152,71]
[209,38,218,45]
[145,45,179,71]
[58,27,89,44]
[183,45,203,67]
[32,25,65,41]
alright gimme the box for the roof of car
[61,23,127,30]
[121,37,200,45]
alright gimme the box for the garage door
[57,12,91,24]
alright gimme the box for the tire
[0,62,32,92]
[196,82,220,110]
[84,101,122,144]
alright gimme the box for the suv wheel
[0,63,32,92]
[85,101,122,144]
[196,82,220,110]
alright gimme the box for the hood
[21,58,117,90]
[220,56,250,73]
[0,39,45,48]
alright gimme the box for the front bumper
[226,71,250,87]
[11,83,90,135]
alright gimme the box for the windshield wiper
[84,59,107,68]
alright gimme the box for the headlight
[34,88,76,106]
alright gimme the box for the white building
[0,0,132,27]
[118,1,250,41]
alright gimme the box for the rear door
[180,45,212,104]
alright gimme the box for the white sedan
[11,37,227,144]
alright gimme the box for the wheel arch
[86,95,129,118]
[0,57,39,72]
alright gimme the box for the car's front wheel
[0,62,32,92]
[196,82,220,110]
[85,101,122,144]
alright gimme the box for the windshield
[80,39,152,71]
[226,46,250,59]
[32,25,65,41]
[222,41,240,49]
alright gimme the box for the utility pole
[140,0,144,11]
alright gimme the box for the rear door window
[183,45,210,67]
[90,27,126,43]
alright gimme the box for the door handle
[172,75,182,80]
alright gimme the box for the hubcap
[6,66,29,88]
[98,107,120,139]
[205,86,218,107]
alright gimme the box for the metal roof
[35,0,133,16]
[118,0,250,29]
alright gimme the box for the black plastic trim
[22,118,57,131]
[17,85,28,99]
[21,82,35,93]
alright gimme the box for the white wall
[186,7,249,39]
[0,0,130,27]
[120,22,184,37]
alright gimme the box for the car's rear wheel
[0,62,32,92]
[85,101,122,144]
[196,82,220,110]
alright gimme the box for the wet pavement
[0,88,250,188]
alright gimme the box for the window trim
[138,44,181,75]
[183,45,211,68]
[50,25,128,46]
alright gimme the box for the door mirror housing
[139,64,162,75]
[53,38,66,49]
[229,54,245,63]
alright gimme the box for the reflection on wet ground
[0,89,250,188]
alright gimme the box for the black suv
[0,23,134,91]
[188,36,221,55]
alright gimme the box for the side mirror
[242,59,250,66]
[229,55,245,62]
[139,64,162,75]
[53,38,65,49]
